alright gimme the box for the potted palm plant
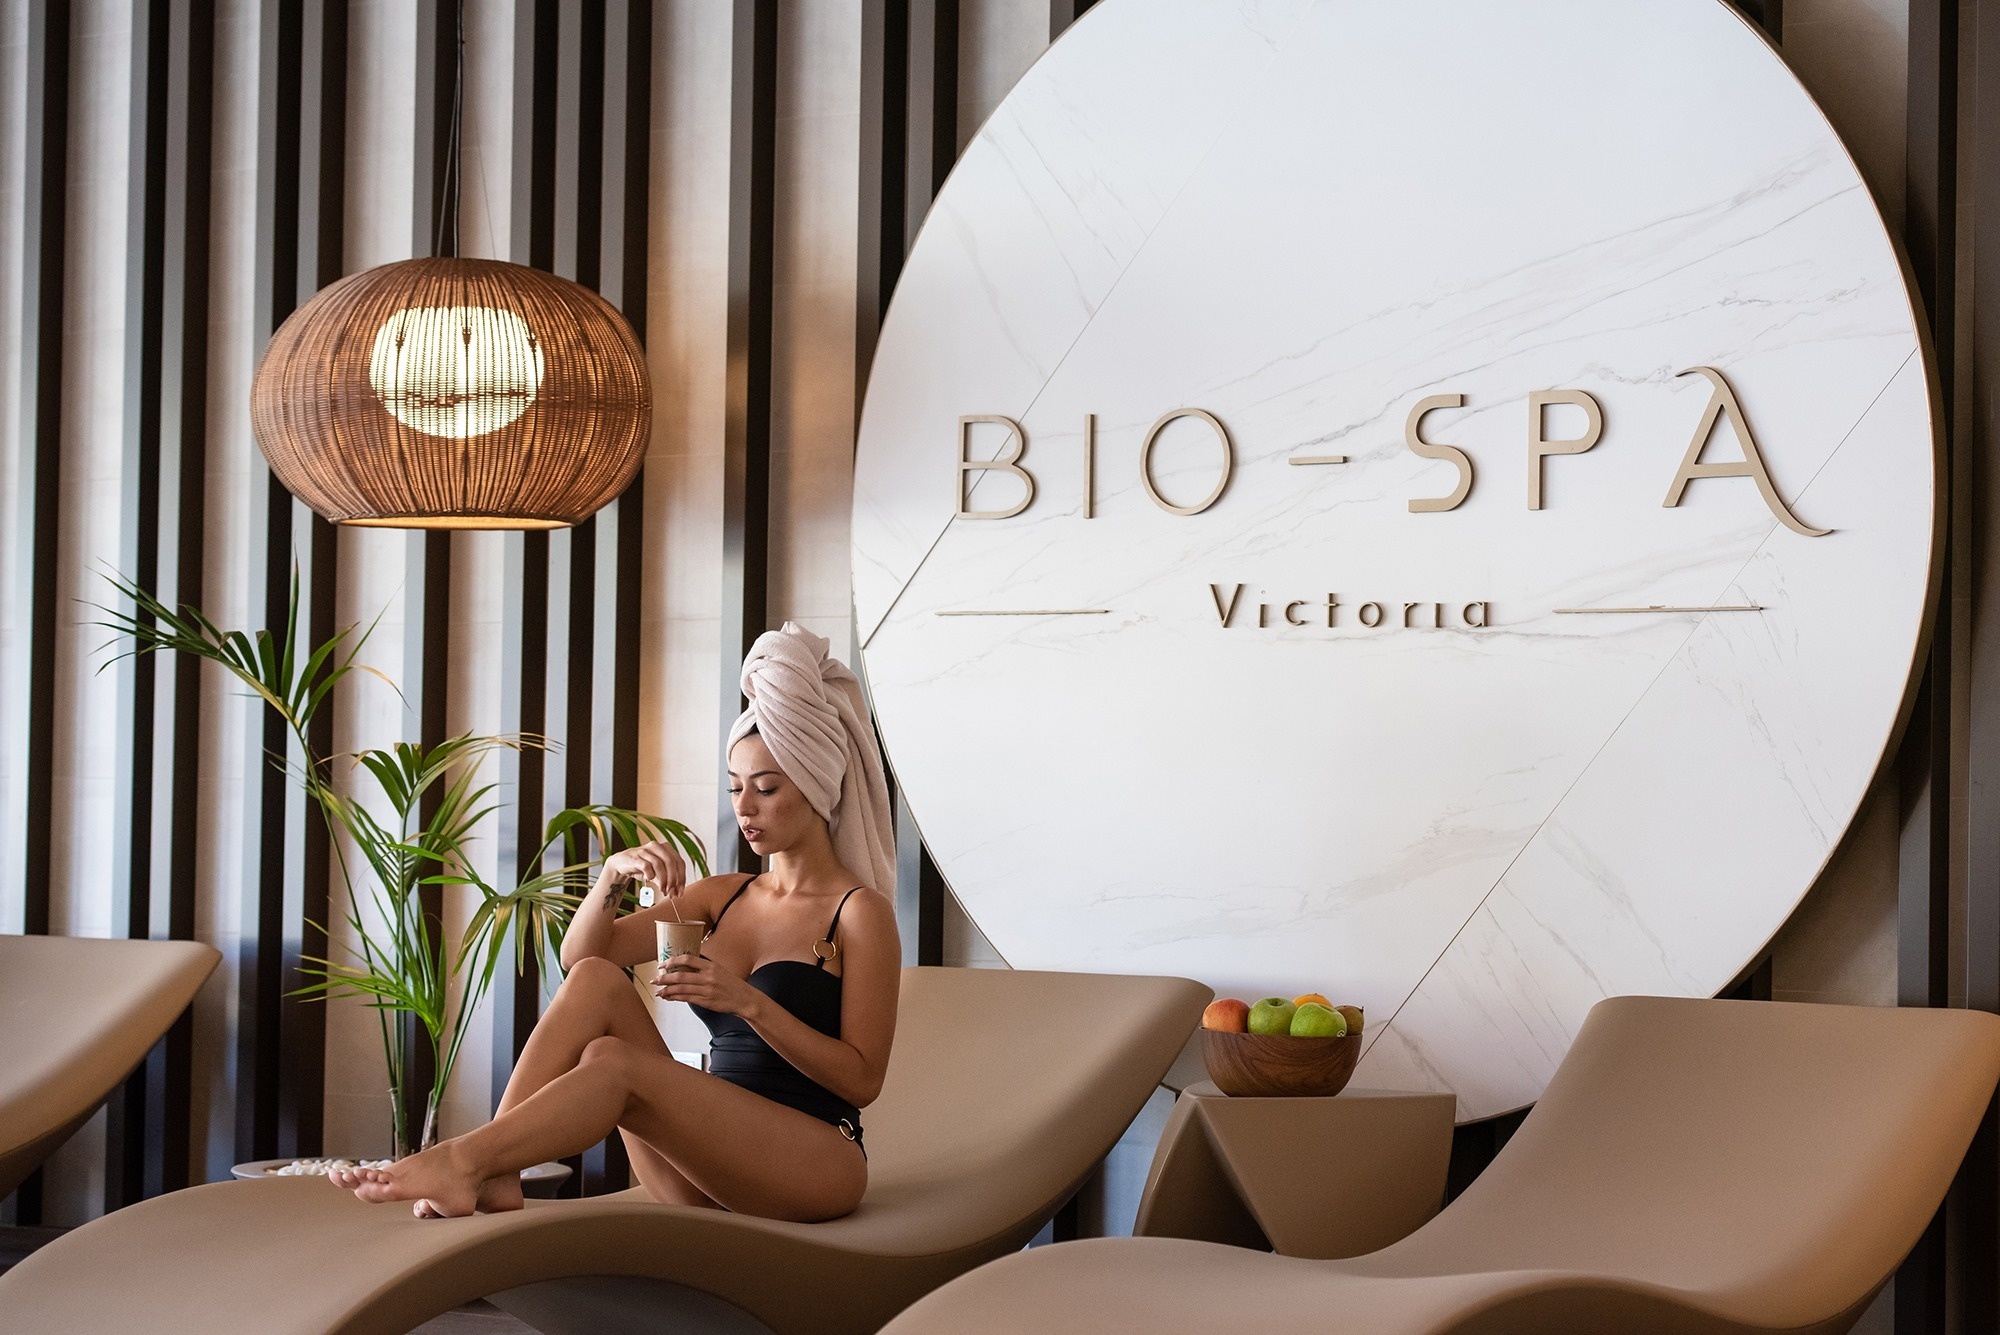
[97,569,705,1157]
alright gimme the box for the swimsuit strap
[814,888,862,968]
[708,874,758,934]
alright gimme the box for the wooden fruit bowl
[1202,1028,1361,1097]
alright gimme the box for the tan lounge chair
[880,995,2000,1335]
[0,933,220,1200]
[0,965,1208,1334]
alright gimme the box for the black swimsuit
[691,876,864,1146]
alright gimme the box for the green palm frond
[97,566,708,1151]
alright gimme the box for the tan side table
[1133,1081,1455,1259]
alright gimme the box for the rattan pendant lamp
[250,10,648,529]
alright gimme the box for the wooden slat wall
[31,0,1959,1253]
[717,0,778,879]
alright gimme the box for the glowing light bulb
[368,305,546,439]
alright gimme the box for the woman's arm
[655,888,901,1107]
[558,840,709,971]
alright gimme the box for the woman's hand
[653,954,763,1020]
[599,840,688,911]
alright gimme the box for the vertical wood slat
[857,1,936,967]
[282,0,347,1164]
[398,0,460,1157]
[1897,0,1957,1017]
[243,0,345,1169]
[606,0,650,832]
[106,0,171,1215]
[904,0,957,248]
[241,0,305,1170]
[856,0,907,401]
[492,0,564,1113]
[1048,0,1096,41]
[1966,0,2000,1328]
[150,0,217,1194]
[1727,0,1783,41]
[888,0,961,965]
[718,0,778,876]
[18,4,71,963]
[562,0,633,1199]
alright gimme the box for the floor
[409,1300,538,1333]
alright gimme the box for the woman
[332,624,900,1222]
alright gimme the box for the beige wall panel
[188,0,266,1188]
[323,0,421,1159]
[1771,786,1899,1004]
[434,0,517,1143]
[641,0,733,1055]
[769,0,859,663]
[958,0,1044,152]
[1786,0,1908,231]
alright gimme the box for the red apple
[1202,998,1250,1032]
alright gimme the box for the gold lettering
[1258,602,1270,628]
[1140,408,1234,516]
[956,415,1036,520]
[1406,394,1472,513]
[1359,602,1384,628]
[1325,594,1341,627]
[1527,390,1603,510]
[1209,583,1244,627]
[1463,601,1489,628]
[1402,601,1421,627]
[1284,600,1309,627]
[1663,367,1829,537]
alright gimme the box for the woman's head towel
[727,622,896,898]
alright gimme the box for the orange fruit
[1292,992,1331,1009]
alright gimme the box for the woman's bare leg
[622,1128,718,1209]
[469,957,670,1212]
[497,956,668,1114]
[338,1036,865,1221]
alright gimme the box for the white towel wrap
[727,623,896,900]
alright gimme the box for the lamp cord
[435,0,465,260]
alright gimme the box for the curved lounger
[0,966,1208,1335]
[0,933,221,1199]
[882,996,2000,1335]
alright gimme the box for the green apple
[1247,997,1297,1035]
[1290,1002,1347,1038]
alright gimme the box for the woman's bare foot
[331,1143,483,1218]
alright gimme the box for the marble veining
[853,0,1935,1120]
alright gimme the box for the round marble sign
[852,0,1936,1119]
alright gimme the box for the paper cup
[656,919,706,972]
